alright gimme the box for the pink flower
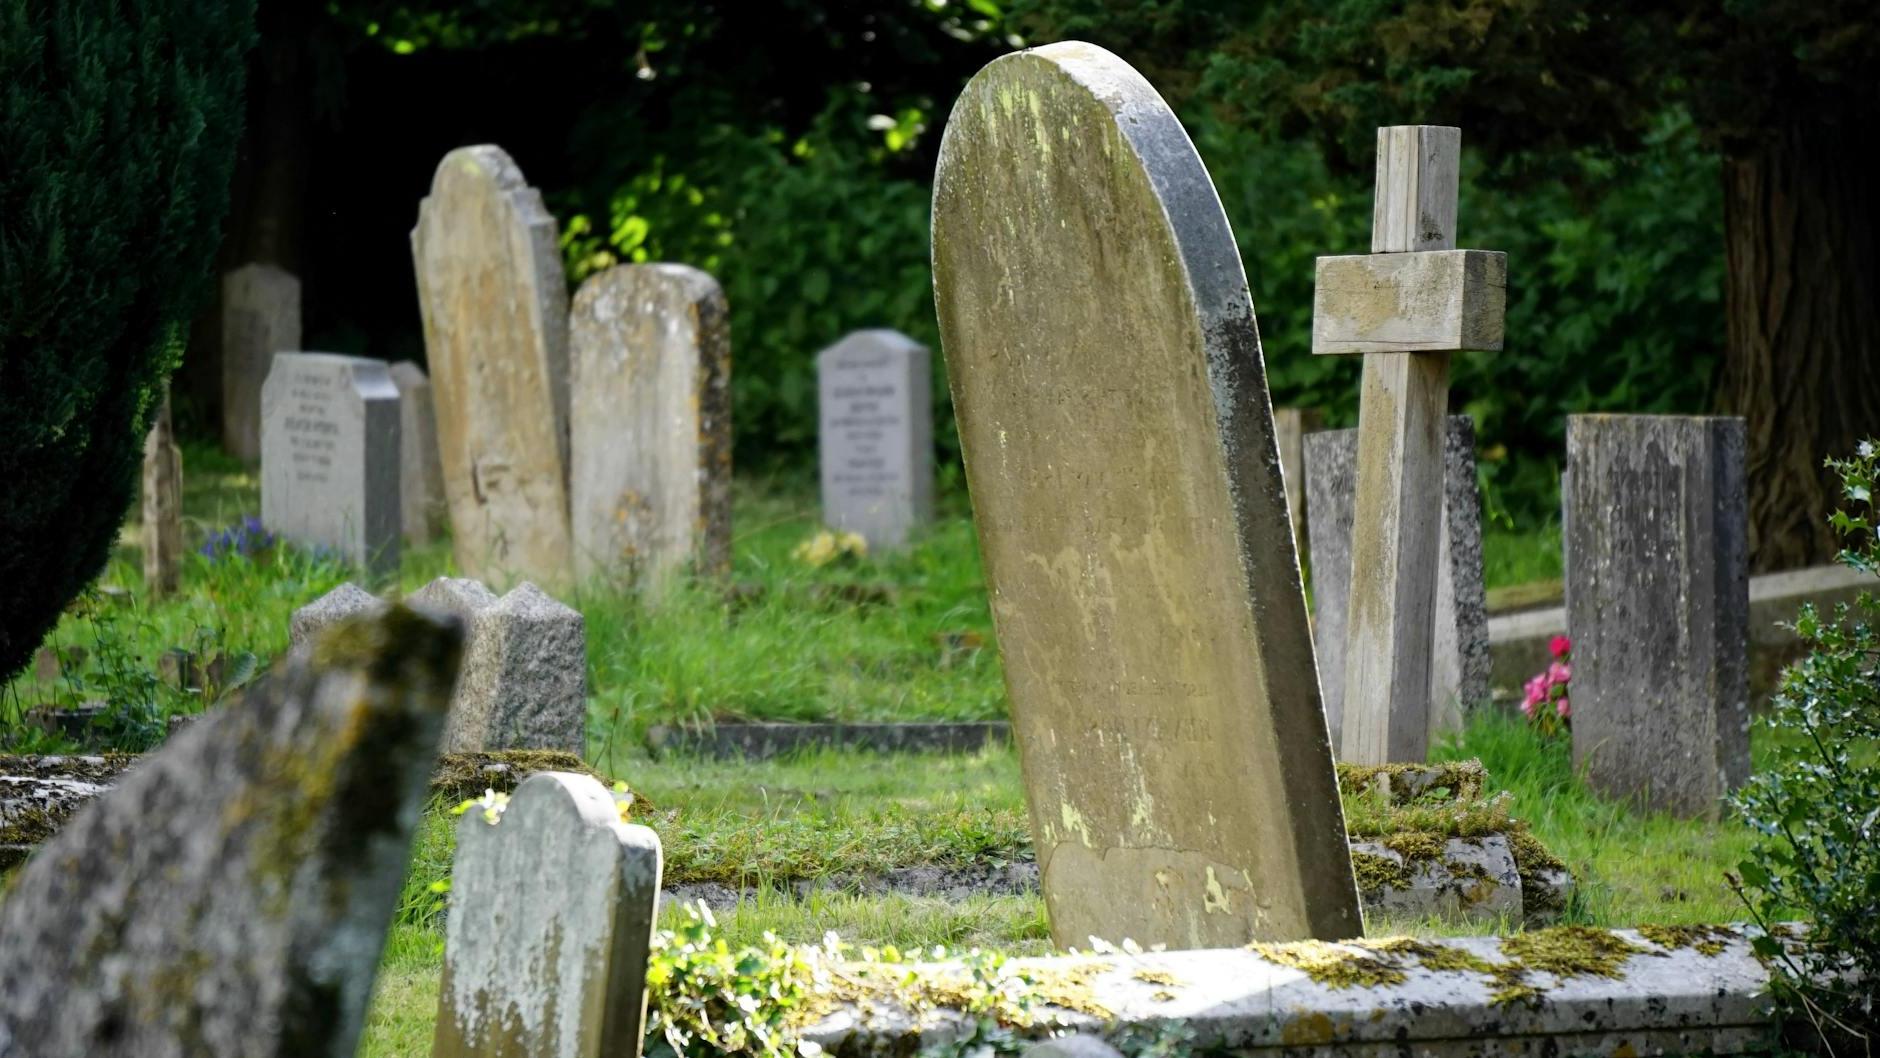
[1549,635,1572,660]
[1524,674,1548,707]
[1520,697,1536,719]
[1555,696,1571,719]
[1547,661,1572,685]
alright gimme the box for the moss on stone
[1351,851,1410,893]
[1637,924,1736,957]
[1380,831,1449,864]
[1337,759,1488,805]
[1250,940,1409,988]
[428,751,619,805]
[1499,926,1646,981]
[1506,827,1570,913]
[0,754,136,784]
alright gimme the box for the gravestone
[932,41,1361,949]
[817,330,934,551]
[569,264,733,585]
[390,361,448,543]
[1566,415,1750,818]
[412,145,574,587]
[221,262,302,463]
[260,352,402,575]
[409,577,587,755]
[0,605,462,1057]
[142,396,184,598]
[434,772,662,1058]
[289,581,386,649]
[1272,407,1322,559]
[1306,416,1489,745]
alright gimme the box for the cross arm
[1311,248,1506,355]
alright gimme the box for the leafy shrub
[0,0,254,682]
[1731,442,1880,1043]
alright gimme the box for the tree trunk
[1720,123,1880,572]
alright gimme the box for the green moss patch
[428,750,617,804]
[1637,923,1737,956]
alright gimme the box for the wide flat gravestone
[932,41,1360,949]
[817,330,934,551]
[434,772,662,1058]
[1306,415,1489,746]
[260,352,402,575]
[412,145,574,587]
[390,361,449,543]
[0,606,462,1058]
[222,262,302,463]
[1567,415,1750,818]
[569,264,732,585]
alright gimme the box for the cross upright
[1312,126,1506,765]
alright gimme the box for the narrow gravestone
[409,576,587,756]
[0,605,462,1057]
[1306,416,1489,746]
[817,330,934,551]
[569,264,733,585]
[221,262,302,463]
[142,396,184,598]
[1566,415,1750,818]
[389,361,449,544]
[932,41,1361,949]
[260,352,402,575]
[433,772,662,1058]
[412,145,574,587]
[1272,407,1322,560]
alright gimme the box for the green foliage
[0,0,254,681]
[1731,442,1880,1043]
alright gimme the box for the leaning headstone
[141,396,184,598]
[260,352,402,575]
[389,360,448,543]
[412,145,574,587]
[410,576,587,755]
[932,41,1361,949]
[0,606,462,1057]
[289,581,386,649]
[569,264,733,585]
[221,262,302,463]
[817,330,934,551]
[1306,415,1489,746]
[434,772,662,1058]
[1566,415,1750,818]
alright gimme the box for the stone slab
[934,41,1358,949]
[389,360,448,543]
[260,351,402,574]
[570,263,732,585]
[221,262,301,463]
[1350,835,1521,924]
[817,329,934,551]
[643,721,1010,760]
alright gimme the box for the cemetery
[2,5,1877,1058]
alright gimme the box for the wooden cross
[1313,126,1506,764]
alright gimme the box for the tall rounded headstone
[932,41,1360,949]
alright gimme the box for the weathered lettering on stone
[222,262,301,463]
[932,41,1360,949]
[0,606,462,1058]
[390,361,449,543]
[1566,415,1750,818]
[409,576,587,755]
[412,145,574,587]
[569,264,732,586]
[260,352,402,575]
[817,330,934,551]
[434,772,662,1058]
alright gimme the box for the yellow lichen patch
[1250,940,1407,989]
[1280,1010,1337,1047]
[1500,926,1646,981]
[1150,989,1176,1003]
[1131,967,1182,988]
[1637,924,1737,957]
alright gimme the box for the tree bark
[1720,123,1880,572]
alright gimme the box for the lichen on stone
[1337,759,1488,805]
[1637,923,1737,957]
[1249,940,1408,988]
[1131,967,1181,987]
[428,750,618,805]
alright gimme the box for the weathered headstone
[1306,416,1489,746]
[289,581,386,649]
[434,772,662,1058]
[409,576,587,755]
[222,262,302,463]
[932,41,1361,949]
[412,145,574,587]
[1313,126,1506,765]
[260,351,402,575]
[0,606,462,1058]
[389,360,448,543]
[141,396,184,598]
[1272,407,1322,559]
[569,264,733,585]
[1566,415,1750,818]
[817,330,934,551]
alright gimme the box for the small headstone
[569,264,733,585]
[0,605,462,1057]
[289,581,387,649]
[433,772,662,1058]
[412,145,574,587]
[260,352,402,575]
[409,577,587,756]
[817,329,934,551]
[1566,415,1750,818]
[932,41,1360,949]
[221,262,302,463]
[1272,407,1322,559]
[1306,415,1489,746]
[389,361,448,543]
[141,396,184,598]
